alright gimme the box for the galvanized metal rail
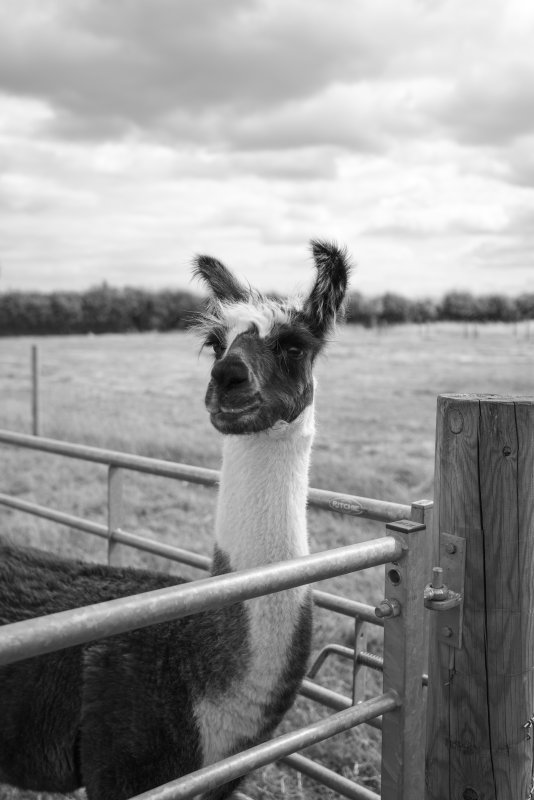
[127,693,398,800]
[0,493,212,570]
[0,429,412,522]
[0,537,403,666]
[0,493,383,624]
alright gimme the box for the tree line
[0,284,533,336]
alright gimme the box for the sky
[1,0,533,298]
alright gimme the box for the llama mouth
[218,401,261,415]
[209,402,264,433]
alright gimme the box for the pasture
[0,323,532,799]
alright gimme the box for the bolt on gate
[0,428,433,799]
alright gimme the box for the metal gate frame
[0,430,432,800]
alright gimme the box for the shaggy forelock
[192,294,303,343]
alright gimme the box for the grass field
[0,322,532,799]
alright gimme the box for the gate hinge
[423,532,466,649]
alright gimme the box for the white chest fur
[194,405,315,766]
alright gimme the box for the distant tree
[0,292,54,335]
[476,294,519,323]
[439,291,480,321]
[1,284,532,336]
[410,298,438,323]
[155,290,204,331]
[381,292,410,324]
[49,292,84,334]
[345,292,377,327]
[516,293,534,320]
[81,283,136,333]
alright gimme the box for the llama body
[0,240,349,800]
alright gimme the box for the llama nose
[211,355,250,392]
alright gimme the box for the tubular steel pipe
[128,693,399,800]
[300,678,351,711]
[0,494,212,571]
[281,753,380,800]
[313,590,383,626]
[0,429,412,522]
[300,679,382,731]
[0,537,404,666]
[308,644,355,679]
[0,495,385,621]
[0,429,220,486]
[307,486,410,523]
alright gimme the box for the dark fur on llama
[0,240,350,800]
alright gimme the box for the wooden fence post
[426,394,534,799]
[31,344,39,436]
[107,466,123,566]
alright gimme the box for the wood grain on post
[426,394,534,799]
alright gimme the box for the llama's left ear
[192,255,249,304]
[303,240,351,337]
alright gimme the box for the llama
[0,240,350,800]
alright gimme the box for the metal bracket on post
[424,531,466,649]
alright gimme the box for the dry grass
[0,323,532,799]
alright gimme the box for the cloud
[497,136,534,188]
[0,0,512,154]
[469,238,534,273]
[0,0,384,144]
[1,0,533,298]
[434,64,534,147]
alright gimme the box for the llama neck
[213,402,315,572]
[196,404,315,767]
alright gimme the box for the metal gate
[0,429,432,799]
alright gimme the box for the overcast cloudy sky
[1,0,533,297]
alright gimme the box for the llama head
[193,240,351,434]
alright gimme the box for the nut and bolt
[425,567,450,602]
[441,626,453,638]
[374,598,401,619]
[432,566,444,587]
[445,542,457,555]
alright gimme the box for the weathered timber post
[426,394,534,799]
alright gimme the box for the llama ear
[192,255,249,304]
[303,240,351,337]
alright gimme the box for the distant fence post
[107,466,124,566]
[425,394,534,798]
[31,345,39,436]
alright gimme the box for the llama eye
[204,337,224,358]
[286,346,304,359]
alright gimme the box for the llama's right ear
[192,255,249,304]
[302,240,351,338]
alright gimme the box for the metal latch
[423,532,466,649]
